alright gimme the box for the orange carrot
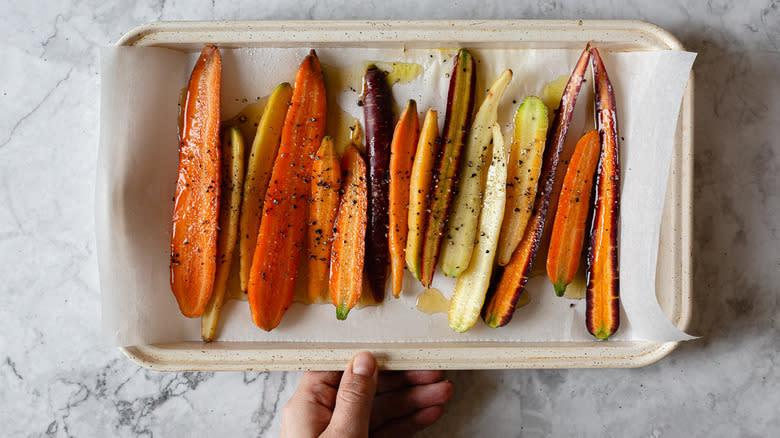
[170,45,222,318]
[546,129,600,296]
[587,48,620,339]
[330,145,368,320]
[307,137,341,303]
[389,100,420,298]
[247,50,327,331]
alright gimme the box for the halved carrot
[170,45,222,318]
[201,126,245,341]
[440,69,512,278]
[587,48,620,340]
[483,44,591,328]
[448,123,507,332]
[307,136,341,303]
[238,83,293,293]
[247,50,327,331]
[389,100,420,298]
[546,129,600,296]
[405,110,439,281]
[497,97,549,266]
[330,145,368,320]
[420,48,476,287]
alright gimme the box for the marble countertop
[2,0,778,436]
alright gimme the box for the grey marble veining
[1,0,778,437]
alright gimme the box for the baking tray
[111,20,693,370]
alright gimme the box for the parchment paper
[97,46,696,346]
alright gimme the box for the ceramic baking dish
[112,20,693,370]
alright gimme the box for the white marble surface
[1,0,778,436]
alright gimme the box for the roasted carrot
[420,48,476,287]
[239,83,293,293]
[586,48,620,339]
[170,45,222,318]
[405,110,439,281]
[363,65,395,301]
[389,100,420,298]
[330,145,368,320]
[441,69,512,278]
[497,97,549,266]
[201,126,244,341]
[483,44,591,328]
[546,129,600,297]
[247,50,327,331]
[448,124,507,332]
[307,137,341,303]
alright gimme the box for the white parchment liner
[98,46,696,346]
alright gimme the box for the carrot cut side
[483,213,539,327]
[247,50,327,331]
[307,137,341,303]
[201,126,245,341]
[420,48,476,287]
[448,123,508,333]
[330,146,368,320]
[405,110,439,281]
[170,45,222,318]
[546,129,600,296]
[497,97,549,266]
[586,48,620,340]
[440,69,513,278]
[238,83,292,293]
[389,100,420,298]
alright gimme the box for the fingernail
[444,380,454,397]
[351,352,376,377]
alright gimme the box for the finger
[372,405,446,438]
[370,380,453,430]
[295,371,342,407]
[287,371,342,412]
[376,370,446,393]
[281,371,342,438]
[300,370,343,390]
[323,351,378,438]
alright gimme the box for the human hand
[280,351,453,438]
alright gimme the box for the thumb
[323,351,378,438]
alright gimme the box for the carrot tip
[336,306,350,320]
[554,283,567,297]
[591,328,613,340]
[484,314,499,328]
